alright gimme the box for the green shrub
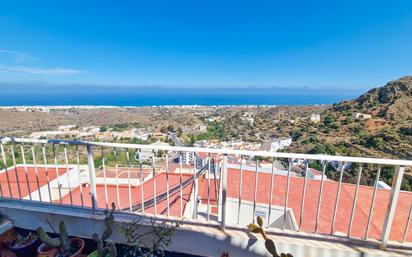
[308,161,322,171]
[308,143,336,155]
[400,127,412,136]
[324,115,335,125]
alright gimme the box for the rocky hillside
[333,76,412,121]
[283,76,412,190]
[287,76,412,160]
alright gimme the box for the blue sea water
[0,86,362,106]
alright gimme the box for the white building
[197,125,207,132]
[113,129,138,139]
[246,117,254,125]
[193,140,208,148]
[58,125,77,131]
[353,112,372,119]
[29,130,78,139]
[377,181,391,190]
[95,131,114,141]
[306,168,327,180]
[262,138,292,152]
[310,114,321,123]
[78,126,100,137]
[136,132,151,141]
[150,141,170,155]
[180,151,193,165]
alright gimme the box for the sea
[0,85,362,106]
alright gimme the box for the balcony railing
[1,136,412,249]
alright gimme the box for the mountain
[332,76,412,120]
[330,76,412,158]
[281,76,412,189]
[286,76,412,162]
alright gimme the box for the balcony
[1,137,412,256]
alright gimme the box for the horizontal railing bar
[2,137,412,166]
[0,197,222,228]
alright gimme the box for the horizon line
[0,82,365,92]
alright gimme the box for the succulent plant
[36,221,72,256]
[13,232,37,247]
[92,202,117,257]
[248,216,293,257]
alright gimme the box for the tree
[177,127,183,136]
[189,134,196,146]
[308,161,322,171]
[364,136,384,148]
[157,150,164,157]
[308,143,335,155]
[166,124,175,132]
[160,126,167,133]
[400,126,412,136]
[323,115,335,126]
[401,179,411,191]
[290,130,302,141]
[329,122,340,130]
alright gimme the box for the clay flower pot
[0,229,16,247]
[37,243,58,257]
[39,238,85,257]
[8,234,41,257]
[62,238,85,257]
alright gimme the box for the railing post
[220,154,228,230]
[86,145,98,213]
[381,165,404,248]
[192,152,198,220]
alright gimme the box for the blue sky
[0,1,411,89]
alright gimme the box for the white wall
[218,198,297,230]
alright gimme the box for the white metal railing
[1,136,412,248]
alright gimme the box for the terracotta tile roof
[3,164,411,243]
[0,166,68,198]
[95,167,152,179]
[221,168,412,242]
[59,173,193,217]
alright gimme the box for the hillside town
[1,1,412,256]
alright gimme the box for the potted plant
[36,221,85,257]
[88,203,117,257]
[121,216,181,257]
[248,216,293,257]
[0,228,17,257]
[8,232,41,257]
[37,242,58,257]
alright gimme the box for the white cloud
[0,65,85,76]
[0,49,31,62]
[0,49,85,76]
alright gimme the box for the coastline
[0,104,330,109]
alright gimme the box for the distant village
[25,106,374,154]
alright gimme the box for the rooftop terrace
[1,137,412,256]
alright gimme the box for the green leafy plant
[121,217,181,257]
[248,216,293,257]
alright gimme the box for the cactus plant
[37,221,84,257]
[92,202,117,257]
[37,221,71,252]
[248,216,293,257]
